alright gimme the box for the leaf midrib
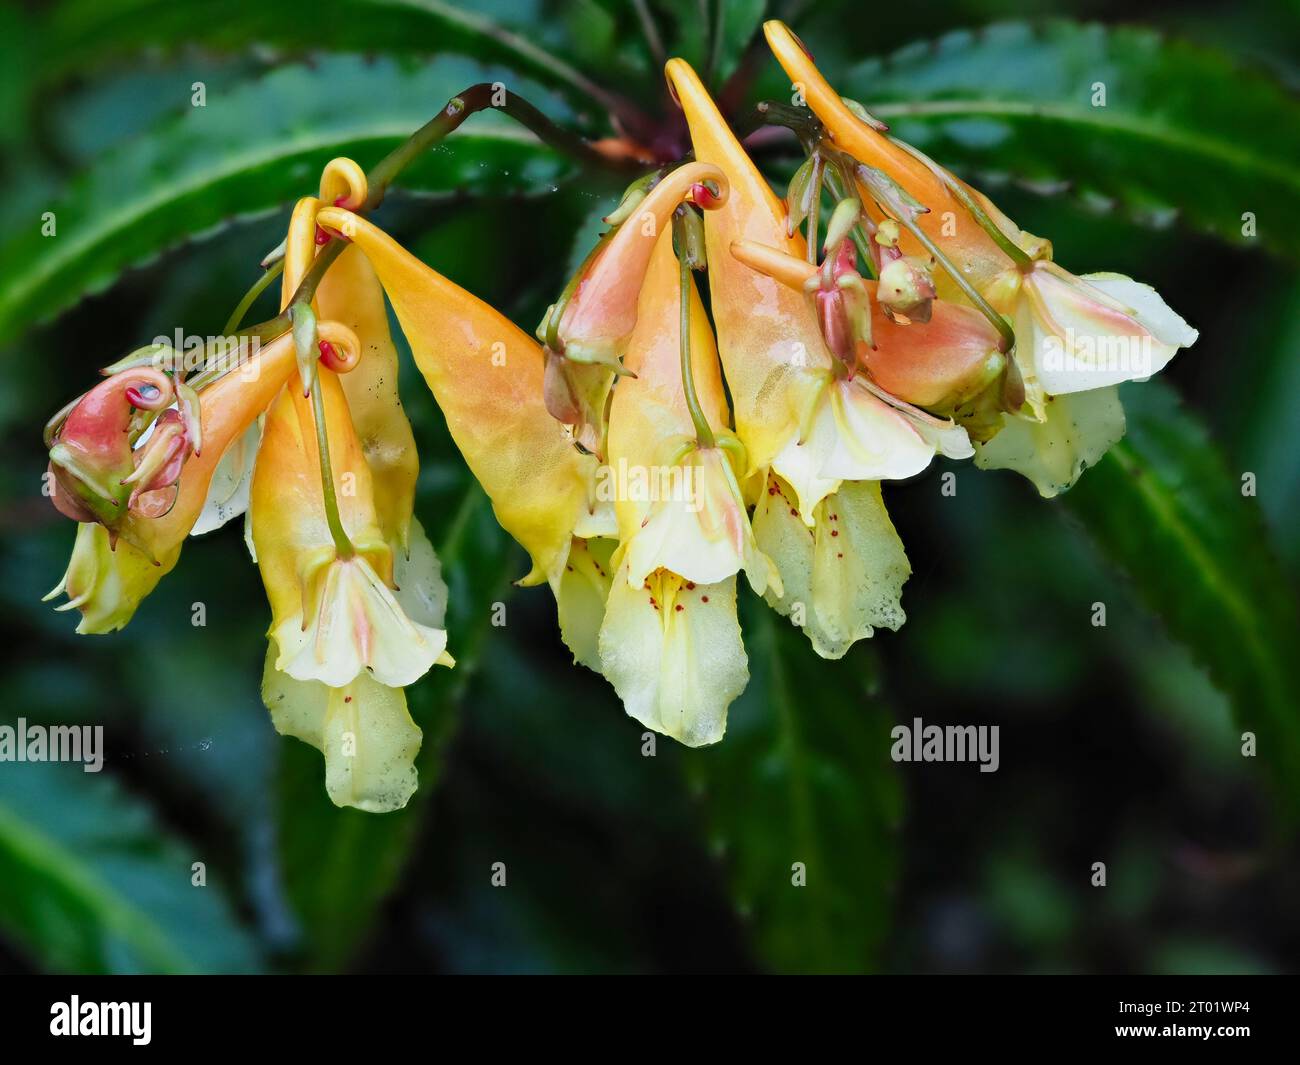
[0,799,194,973]
[1105,441,1293,722]
[870,99,1300,194]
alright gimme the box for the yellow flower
[316,242,419,555]
[666,56,944,660]
[259,368,445,810]
[763,20,1198,496]
[315,203,626,688]
[664,57,828,478]
[598,567,747,747]
[975,266,1195,495]
[752,473,910,659]
[727,238,987,520]
[666,59,972,518]
[251,359,449,687]
[536,162,728,455]
[597,226,763,746]
[253,192,448,694]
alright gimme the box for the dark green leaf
[655,0,767,84]
[40,0,622,115]
[682,602,903,973]
[0,760,263,973]
[0,54,571,343]
[274,475,522,971]
[849,22,1300,255]
[1064,380,1300,809]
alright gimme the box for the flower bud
[877,256,937,322]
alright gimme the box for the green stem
[752,99,822,152]
[222,259,284,338]
[825,171,877,279]
[677,242,714,450]
[413,0,655,141]
[309,368,354,560]
[632,0,666,69]
[891,138,1032,268]
[705,0,725,86]
[805,153,824,265]
[237,83,636,346]
[855,163,1015,352]
[906,218,1015,352]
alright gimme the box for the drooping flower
[665,57,961,658]
[763,19,1040,298]
[664,57,828,479]
[535,161,728,455]
[727,236,1001,519]
[665,59,975,512]
[763,19,1198,496]
[315,241,420,555]
[252,193,450,693]
[597,225,767,746]
[751,473,910,659]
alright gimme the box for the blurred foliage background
[0,0,1297,974]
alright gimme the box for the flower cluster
[41,22,1195,810]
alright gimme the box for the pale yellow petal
[974,386,1126,497]
[262,651,422,813]
[754,475,909,658]
[597,562,748,747]
[556,535,616,671]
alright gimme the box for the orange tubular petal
[764,21,946,204]
[557,160,728,363]
[729,238,819,291]
[618,226,728,422]
[762,20,1019,296]
[664,57,829,475]
[316,207,596,587]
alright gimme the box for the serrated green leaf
[0,760,263,973]
[274,473,522,971]
[40,0,622,115]
[682,602,903,973]
[0,54,572,343]
[1064,379,1300,809]
[849,21,1300,254]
